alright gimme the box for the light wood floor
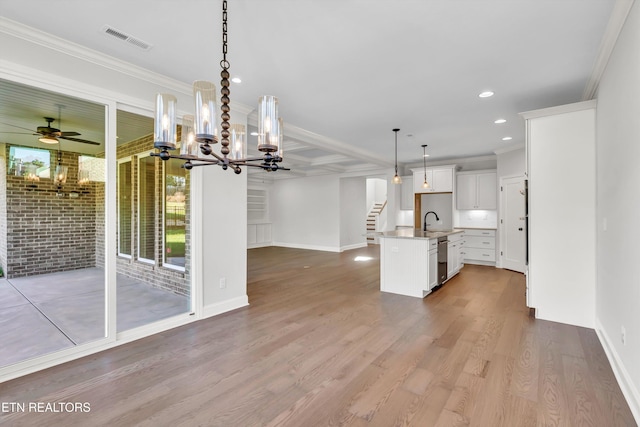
[0,245,635,426]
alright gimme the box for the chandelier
[151,0,287,174]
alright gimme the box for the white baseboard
[248,241,272,249]
[202,295,249,319]
[271,242,341,253]
[595,318,640,424]
[340,242,368,252]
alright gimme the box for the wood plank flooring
[0,245,635,426]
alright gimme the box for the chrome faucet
[423,211,440,231]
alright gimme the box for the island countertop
[378,228,465,240]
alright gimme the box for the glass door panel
[115,109,191,333]
[0,78,106,367]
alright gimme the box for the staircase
[366,202,386,243]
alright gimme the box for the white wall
[365,177,386,211]
[201,163,248,311]
[595,0,640,418]
[271,175,341,251]
[340,177,367,250]
[497,147,525,179]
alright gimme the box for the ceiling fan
[0,116,100,145]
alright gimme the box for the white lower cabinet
[446,232,464,280]
[428,240,438,290]
[461,229,496,264]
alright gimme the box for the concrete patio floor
[0,268,189,367]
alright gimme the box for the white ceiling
[0,0,620,177]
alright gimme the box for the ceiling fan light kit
[151,0,287,174]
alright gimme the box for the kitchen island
[379,229,464,298]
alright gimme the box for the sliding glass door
[0,78,107,368]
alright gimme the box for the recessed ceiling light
[494,118,506,124]
[231,77,242,84]
[479,91,494,98]
[502,136,513,141]
[250,131,258,136]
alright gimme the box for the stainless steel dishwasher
[437,236,448,286]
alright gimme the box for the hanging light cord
[394,129,399,175]
[423,145,427,182]
[219,0,231,156]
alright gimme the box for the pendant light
[391,128,402,184]
[421,144,430,189]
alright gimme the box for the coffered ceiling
[0,0,626,179]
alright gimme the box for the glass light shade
[154,93,177,150]
[277,117,284,159]
[54,164,68,186]
[78,169,90,186]
[229,124,246,161]
[422,178,430,189]
[193,80,217,142]
[38,136,59,144]
[392,174,402,184]
[24,164,40,182]
[180,115,199,158]
[257,95,280,153]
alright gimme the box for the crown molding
[520,99,597,120]
[582,0,635,100]
[0,16,256,117]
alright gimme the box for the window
[138,154,156,263]
[117,158,132,257]
[8,146,50,178]
[163,159,186,269]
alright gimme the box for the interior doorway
[500,175,526,273]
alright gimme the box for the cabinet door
[447,242,455,277]
[476,172,497,209]
[433,168,453,192]
[456,174,476,209]
[428,250,437,289]
[414,169,433,193]
[400,176,414,209]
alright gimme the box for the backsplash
[454,209,498,229]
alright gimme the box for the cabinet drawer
[464,235,495,249]
[463,229,495,237]
[463,247,496,262]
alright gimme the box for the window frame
[162,158,186,271]
[117,156,133,259]
[136,151,156,265]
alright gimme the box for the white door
[501,176,526,273]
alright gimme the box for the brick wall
[113,131,191,297]
[3,145,98,278]
[1,136,190,295]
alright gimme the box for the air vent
[102,25,153,51]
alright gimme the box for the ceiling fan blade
[0,121,37,133]
[60,131,81,137]
[59,135,101,146]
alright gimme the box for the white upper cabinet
[400,175,413,210]
[412,166,454,193]
[456,170,497,210]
